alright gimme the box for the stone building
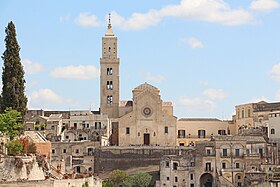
[62,110,111,146]
[51,141,98,174]
[177,118,235,146]
[234,101,280,132]
[157,131,278,187]
[118,83,177,146]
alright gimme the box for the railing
[83,152,94,156]
[205,167,214,172]
[72,159,83,165]
[204,153,216,157]
[220,153,244,158]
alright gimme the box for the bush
[6,140,23,156]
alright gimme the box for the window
[66,135,69,139]
[107,81,113,90]
[246,149,250,155]
[198,130,206,138]
[138,132,140,136]
[235,149,240,156]
[52,149,55,154]
[248,109,251,117]
[238,182,242,186]
[236,162,240,169]
[166,161,169,167]
[175,177,178,182]
[95,122,101,129]
[63,149,66,153]
[218,130,226,135]
[166,177,169,181]
[76,149,79,154]
[222,149,227,156]
[271,128,275,134]
[173,162,178,170]
[178,130,186,138]
[259,148,263,157]
[107,68,113,75]
[51,125,55,130]
[206,163,211,171]
[107,95,113,104]
[190,173,194,180]
[237,175,241,180]
[164,126,168,134]
[222,162,226,169]
[242,110,244,118]
[190,184,194,187]
[126,127,130,134]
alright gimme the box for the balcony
[72,159,83,165]
[205,167,214,172]
[177,135,186,138]
[221,167,244,172]
[220,153,231,158]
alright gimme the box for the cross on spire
[108,13,112,29]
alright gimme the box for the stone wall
[94,146,194,178]
[0,176,102,187]
[0,156,45,182]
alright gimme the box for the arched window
[271,128,275,134]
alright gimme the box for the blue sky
[1,0,280,119]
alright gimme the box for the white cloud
[109,0,253,30]
[50,65,99,79]
[30,88,62,103]
[179,97,217,112]
[28,88,83,110]
[75,12,100,27]
[185,37,204,48]
[144,72,165,83]
[270,63,280,81]
[250,0,279,12]
[22,59,43,74]
[60,14,70,23]
[203,88,227,100]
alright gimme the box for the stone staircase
[218,175,236,187]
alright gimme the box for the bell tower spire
[100,13,120,118]
[105,13,114,37]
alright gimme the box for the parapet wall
[94,146,194,178]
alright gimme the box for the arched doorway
[200,173,213,187]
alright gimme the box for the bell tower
[100,14,120,118]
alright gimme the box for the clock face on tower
[143,107,152,117]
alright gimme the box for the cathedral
[99,17,177,146]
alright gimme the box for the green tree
[0,108,23,139]
[82,181,89,187]
[128,172,152,187]
[6,140,23,155]
[107,170,128,187]
[1,21,27,118]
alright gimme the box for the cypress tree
[1,21,27,118]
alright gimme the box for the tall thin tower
[100,14,120,118]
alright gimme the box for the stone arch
[46,133,55,141]
[73,165,87,173]
[235,173,243,186]
[221,160,230,169]
[200,173,213,187]
[65,132,75,141]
